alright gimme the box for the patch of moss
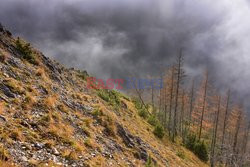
[97,90,121,107]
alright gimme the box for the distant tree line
[129,50,250,167]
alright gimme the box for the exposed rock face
[0,83,16,98]
[117,123,135,148]
[137,147,148,161]
[116,123,151,162]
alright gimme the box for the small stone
[34,143,44,149]
[21,156,28,162]
[53,148,60,155]
[0,115,6,122]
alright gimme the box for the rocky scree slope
[0,24,207,167]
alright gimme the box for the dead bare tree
[211,96,221,167]
[168,66,175,136]
[239,121,250,166]
[180,90,185,138]
[230,106,243,166]
[151,84,154,108]
[164,75,168,129]
[221,89,231,149]
[128,74,148,111]
[172,49,184,142]
[198,71,208,141]
[242,121,250,154]
[189,80,195,123]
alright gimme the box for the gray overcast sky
[1,0,250,108]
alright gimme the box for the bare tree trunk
[168,66,174,136]
[130,76,148,111]
[239,121,250,166]
[172,49,183,142]
[189,79,195,129]
[159,81,162,121]
[231,107,243,166]
[242,121,250,154]
[151,81,154,113]
[220,89,230,165]
[198,71,208,141]
[180,90,185,138]
[183,80,195,142]
[164,78,167,129]
[221,89,230,149]
[211,96,221,167]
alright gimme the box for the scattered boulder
[0,83,16,98]
[137,147,148,162]
[117,123,151,162]
[34,142,44,150]
[117,124,135,148]
[52,148,60,156]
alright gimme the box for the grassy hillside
[0,26,208,166]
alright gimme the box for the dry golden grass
[0,161,15,167]
[3,78,25,94]
[0,145,14,167]
[0,102,5,115]
[26,85,38,96]
[0,127,13,144]
[62,149,78,161]
[9,129,23,141]
[47,122,74,145]
[72,93,82,100]
[44,139,56,149]
[95,97,209,167]
[82,94,91,102]
[25,129,40,143]
[0,49,9,63]
[22,93,37,110]
[82,118,92,128]
[57,103,69,114]
[44,95,58,109]
[84,138,94,148]
[36,67,46,79]
[72,142,85,152]
[86,155,106,166]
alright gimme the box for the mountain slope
[0,25,207,167]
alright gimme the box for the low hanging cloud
[1,0,250,107]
